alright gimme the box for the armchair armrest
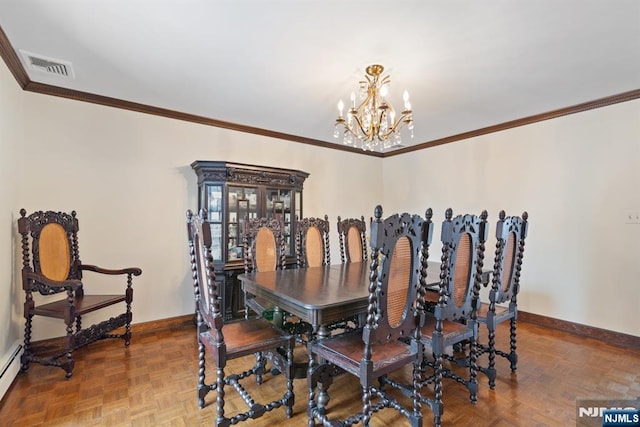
[24,271,83,292]
[81,264,142,276]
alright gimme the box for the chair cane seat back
[38,223,72,282]
[438,211,488,321]
[304,225,324,267]
[296,215,330,268]
[347,226,363,261]
[255,226,278,272]
[386,236,412,328]
[242,217,286,274]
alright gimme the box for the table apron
[243,283,368,327]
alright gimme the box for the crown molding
[1,25,637,159]
[0,24,28,88]
[385,89,640,157]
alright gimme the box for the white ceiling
[1,0,639,152]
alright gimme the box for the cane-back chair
[186,209,294,423]
[418,209,488,426]
[18,209,142,379]
[295,215,330,268]
[476,210,528,388]
[307,206,433,427]
[241,216,286,319]
[337,215,368,264]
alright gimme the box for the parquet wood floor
[1,318,638,426]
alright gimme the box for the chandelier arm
[355,90,375,116]
[378,111,412,141]
[375,109,387,141]
[350,88,377,140]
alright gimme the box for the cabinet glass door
[206,184,223,261]
[266,188,293,256]
[227,186,258,261]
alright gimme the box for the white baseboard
[0,341,23,401]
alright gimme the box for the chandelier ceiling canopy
[334,64,414,151]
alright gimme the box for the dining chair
[18,209,142,379]
[241,216,286,320]
[186,209,295,423]
[307,205,433,427]
[335,215,369,331]
[476,210,528,388]
[337,215,368,264]
[295,215,330,268]
[417,209,489,426]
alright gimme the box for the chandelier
[334,64,414,151]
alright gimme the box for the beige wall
[0,59,23,359]
[383,100,640,336]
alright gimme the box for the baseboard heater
[0,342,23,401]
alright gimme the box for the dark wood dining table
[238,260,491,339]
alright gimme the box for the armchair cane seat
[33,295,126,319]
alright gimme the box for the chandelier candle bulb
[380,84,389,98]
[403,90,411,110]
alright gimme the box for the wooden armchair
[337,215,368,264]
[187,209,294,422]
[18,209,142,379]
[476,210,528,388]
[307,206,432,426]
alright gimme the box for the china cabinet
[191,161,309,319]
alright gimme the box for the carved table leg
[316,324,331,414]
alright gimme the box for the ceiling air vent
[19,50,75,79]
